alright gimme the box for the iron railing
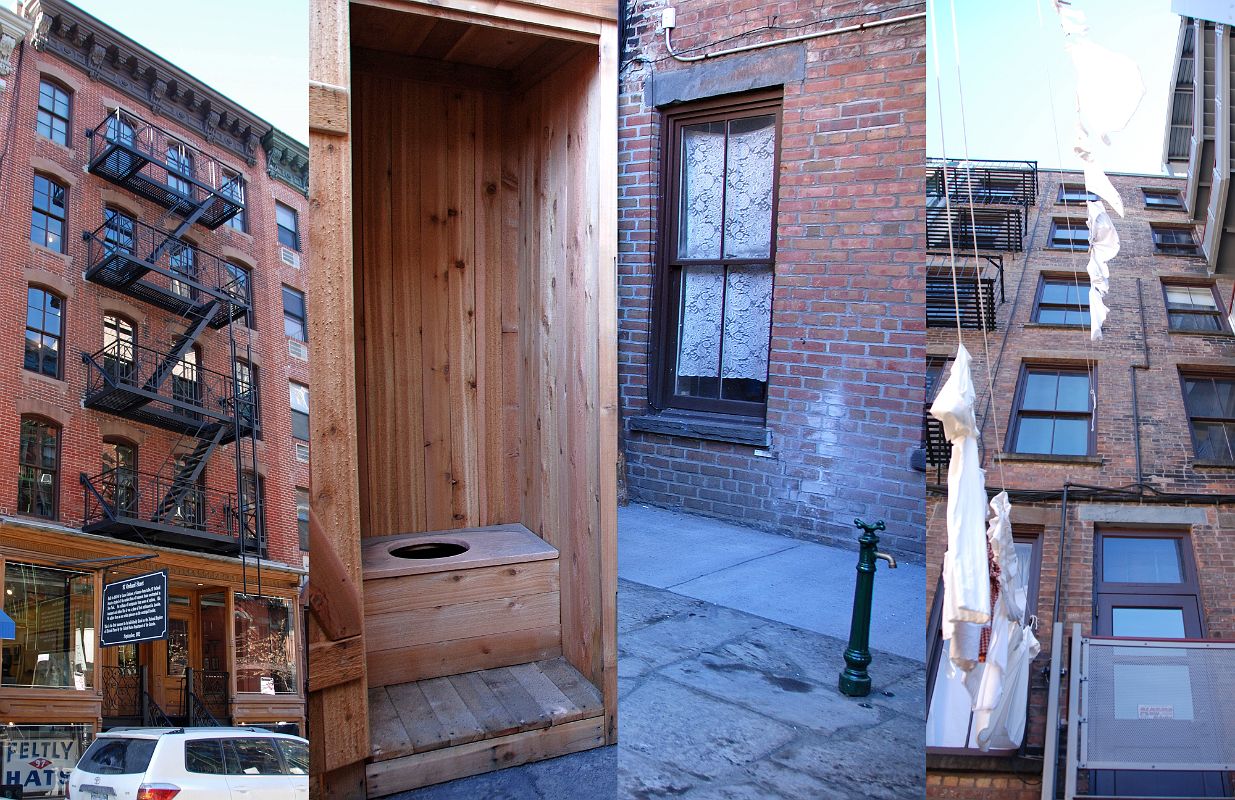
[102,665,141,720]
[926,204,1025,252]
[81,468,244,553]
[84,216,249,325]
[926,157,1039,206]
[85,109,245,229]
[83,340,258,435]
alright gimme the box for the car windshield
[77,738,157,775]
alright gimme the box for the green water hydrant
[839,518,897,697]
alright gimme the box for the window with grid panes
[657,93,780,417]
[1164,283,1224,331]
[1057,184,1098,204]
[31,175,66,252]
[276,202,300,250]
[1143,188,1184,210]
[282,286,307,342]
[1048,219,1088,251]
[18,417,59,519]
[1181,374,1235,462]
[1152,225,1199,256]
[1009,366,1093,456]
[1034,276,1091,326]
[290,382,310,441]
[36,79,70,145]
[25,286,63,378]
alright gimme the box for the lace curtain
[677,265,773,381]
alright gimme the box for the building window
[25,286,64,378]
[926,531,1042,750]
[2,563,94,688]
[1047,219,1087,251]
[1033,275,1090,326]
[169,239,197,299]
[225,261,254,328]
[172,345,202,408]
[290,381,310,441]
[925,356,949,403]
[18,417,59,519]
[30,174,67,252]
[36,79,71,146]
[1057,183,1097,204]
[1152,225,1199,256]
[276,202,299,250]
[1009,365,1093,456]
[656,94,780,417]
[234,360,258,430]
[170,447,206,528]
[1144,188,1184,210]
[106,112,135,146]
[1094,531,1201,637]
[102,313,136,382]
[282,286,307,342]
[1181,374,1235,463]
[222,170,246,232]
[239,473,265,551]
[1163,283,1224,331]
[102,439,137,515]
[296,488,310,551]
[166,142,195,198]
[103,207,135,255]
[235,594,297,694]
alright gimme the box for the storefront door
[153,597,197,718]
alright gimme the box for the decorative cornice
[261,128,309,197]
[0,7,33,94]
[23,0,272,165]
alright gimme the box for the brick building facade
[615,0,926,556]
[924,164,1235,797]
[0,0,309,772]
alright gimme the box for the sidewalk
[396,504,925,799]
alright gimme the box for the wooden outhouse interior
[348,2,616,794]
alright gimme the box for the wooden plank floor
[369,657,603,762]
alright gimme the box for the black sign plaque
[100,570,169,647]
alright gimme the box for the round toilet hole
[389,542,469,560]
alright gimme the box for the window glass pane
[2,563,93,688]
[1056,373,1090,412]
[722,115,776,259]
[1015,417,1054,454]
[1112,607,1186,638]
[677,122,725,260]
[185,740,226,775]
[1022,372,1058,411]
[676,264,723,385]
[289,382,310,414]
[231,738,285,775]
[1103,538,1183,583]
[296,489,310,550]
[1191,421,1235,461]
[235,595,297,694]
[1051,417,1090,455]
[77,736,155,775]
[278,739,308,775]
[720,264,772,387]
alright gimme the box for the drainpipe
[1131,278,1152,488]
[664,10,926,63]
[1051,483,1070,631]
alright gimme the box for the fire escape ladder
[142,303,218,395]
[152,425,227,524]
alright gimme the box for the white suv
[68,727,308,800]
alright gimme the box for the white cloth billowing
[971,492,1020,745]
[930,345,991,675]
[1085,200,1120,340]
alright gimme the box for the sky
[928,0,1181,175]
[28,0,309,144]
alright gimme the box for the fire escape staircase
[80,109,261,558]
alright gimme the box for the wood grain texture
[363,560,558,614]
[308,636,366,692]
[368,657,603,766]
[360,523,556,578]
[309,82,349,135]
[308,0,368,792]
[366,592,560,653]
[366,624,562,688]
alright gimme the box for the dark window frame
[102,312,137,382]
[290,381,310,441]
[1143,188,1184,210]
[31,173,67,253]
[650,89,783,420]
[276,202,300,251]
[1032,273,1091,327]
[101,437,138,516]
[1151,224,1200,256]
[222,170,247,233]
[36,78,72,146]
[1162,280,1227,332]
[1057,183,1098,205]
[1006,362,1096,457]
[295,488,310,551]
[925,529,1043,755]
[1180,371,1235,463]
[25,285,65,379]
[1047,218,1088,251]
[282,286,307,342]
[18,416,61,520]
[224,261,255,328]
[1092,529,1204,637]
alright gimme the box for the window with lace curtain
[655,93,780,418]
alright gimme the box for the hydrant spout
[875,551,897,569]
[839,517,892,697]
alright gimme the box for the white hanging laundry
[1085,200,1119,339]
[976,623,1041,751]
[1066,38,1145,148]
[971,492,1021,741]
[930,344,991,675]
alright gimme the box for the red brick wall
[925,169,1235,796]
[0,37,307,568]
[618,0,926,555]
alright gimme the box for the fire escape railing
[85,110,245,230]
[81,467,244,553]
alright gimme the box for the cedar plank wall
[351,48,609,699]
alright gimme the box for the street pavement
[394,503,926,799]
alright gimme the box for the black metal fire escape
[78,108,265,567]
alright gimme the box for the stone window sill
[1191,459,1235,469]
[627,412,771,447]
[995,452,1102,465]
[1168,328,1235,338]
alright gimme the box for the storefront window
[2,564,94,690]
[0,723,90,798]
[234,595,297,694]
